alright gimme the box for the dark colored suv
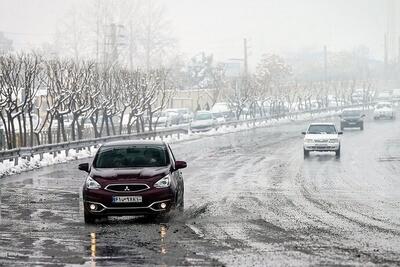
[340,109,366,130]
[78,140,186,223]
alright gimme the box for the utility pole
[323,45,328,86]
[243,38,248,78]
[384,33,388,80]
[129,21,134,70]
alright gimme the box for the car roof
[309,122,335,126]
[101,140,167,147]
[342,108,362,112]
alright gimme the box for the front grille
[105,184,150,193]
[314,139,327,143]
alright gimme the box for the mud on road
[1,114,400,266]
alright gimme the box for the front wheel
[176,185,184,212]
[84,209,96,224]
[335,148,341,158]
[303,149,310,158]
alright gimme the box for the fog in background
[0,0,386,66]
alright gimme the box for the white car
[190,111,216,132]
[373,102,395,120]
[392,89,400,102]
[302,123,342,158]
[376,92,391,102]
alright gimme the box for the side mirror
[361,114,366,118]
[301,131,306,135]
[175,160,187,170]
[338,131,343,135]
[78,163,90,173]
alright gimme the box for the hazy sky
[0,0,387,64]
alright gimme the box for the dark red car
[78,140,186,223]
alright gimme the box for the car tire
[303,149,310,158]
[335,148,341,158]
[176,184,184,212]
[360,124,364,130]
[84,209,97,224]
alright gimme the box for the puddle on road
[85,222,171,266]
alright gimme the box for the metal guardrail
[0,126,188,166]
[0,103,373,166]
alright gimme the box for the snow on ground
[0,110,339,177]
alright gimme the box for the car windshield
[195,113,212,120]
[342,110,361,116]
[307,125,337,134]
[94,146,168,168]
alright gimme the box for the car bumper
[304,143,340,151]
[83,188,175,216]
[374,113,393,118]
[190,126,214,132]
[341,121,362,127]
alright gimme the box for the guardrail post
[65,149,69,157]
[14,157,18,166]
[39,153,43,161]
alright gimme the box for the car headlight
[304,139,314,143]
[86,176,101,189]
[154,174,171,188]
[329,139,339,143]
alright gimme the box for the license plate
[112,196,142,203]
[349,122,356,125]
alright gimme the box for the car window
[376,104,391,109]
[342,110,361,116]
[195,113,212,120]
[307,125,337,134]
[94,146,169,168]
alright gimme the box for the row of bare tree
[218,54,374,120]
[0,53,172,149]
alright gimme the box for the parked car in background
[164,109,181,125]
[152,111,173,127]
[190,111,216,132]
[351,89,364,103]
[302,123,342,158]
[79,140,187,223]
[211,102,234,121]
[174,108,193,123]
[373,102,395,120]
[340,108,365,130]
[392,89,400,102]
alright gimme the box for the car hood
[342,116,361,120]
[191,120,213,127]
[90,166,169,182]
[305,134,339,140]
[375,108,392,112]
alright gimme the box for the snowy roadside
[0,110,339,177]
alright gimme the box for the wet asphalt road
[1,112,400,266]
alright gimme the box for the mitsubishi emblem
[124,186,130,191]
